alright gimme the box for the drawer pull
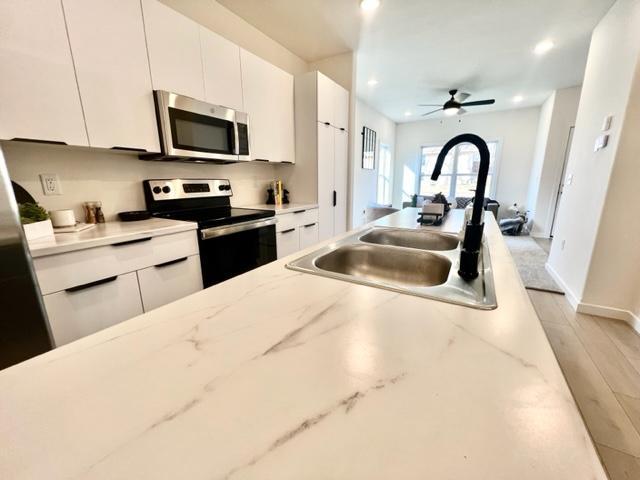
[112,237,152,247]
[281,228,296,234]
[304,223,316,228]
[292,210,306,214]
[155,257,188,268]
[111,146,148,152]
[66,275,117,293]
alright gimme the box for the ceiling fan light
[443,107,459,116]
[360,0,380,12]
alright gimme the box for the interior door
[550,126,575,237]
[317,122,335,241]
[333,127,348,235]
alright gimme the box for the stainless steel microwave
[149,90,250,163]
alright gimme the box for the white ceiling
[218,0,615,122]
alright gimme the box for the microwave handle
[233,120,240,155]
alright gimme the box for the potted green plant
[19,202,54,241]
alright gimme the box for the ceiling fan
[419,89,495,116]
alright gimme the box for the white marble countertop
[241,202,318,214]
[27,218,197,258]
[0,208,605,479]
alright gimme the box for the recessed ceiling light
[360,0,380,12]
[404,111,412,116]
[534,40,554,55]
[367,79,379,86]
[512,95,524,103]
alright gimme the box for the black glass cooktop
[154,207,274,230]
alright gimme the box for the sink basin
[286,226,497,310]
[360,228,459,251]
[315,244,451,287]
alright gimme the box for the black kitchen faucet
[431,133,490,280]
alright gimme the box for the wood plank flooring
[528,289,640,479]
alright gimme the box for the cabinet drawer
[299,222,319,250]
[276,208,318,232]
[276,226,299,259]
[34,231,199,295]
[43,272,143,346]
[137,255,203,312]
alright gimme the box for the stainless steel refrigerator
[0,145,53,369]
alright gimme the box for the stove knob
[218,185,226,191]
[162,186,171,194]
[152,186,161,194]
[224,185,231,191]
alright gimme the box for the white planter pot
[23,219,54,241]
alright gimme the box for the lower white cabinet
[275,208,319,259]
[43,272,143,347]
[137,255,202,312]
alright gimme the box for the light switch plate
[39,173,62,195]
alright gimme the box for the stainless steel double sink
[286,226,497,310]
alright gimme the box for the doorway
[550,126,575,238]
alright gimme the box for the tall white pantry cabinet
[293,71,350,242]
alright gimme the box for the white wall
[527,86,582,237]
[3,141,277,222]
[393,107,541,216]
[351,99,396,227]
[547,0,640,311]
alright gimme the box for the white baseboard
[544,262,579,309]
[544,262,640,334]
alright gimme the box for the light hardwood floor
[528,289,640,479]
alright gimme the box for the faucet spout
[431,133,491,279]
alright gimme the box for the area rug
[503,235,564,294]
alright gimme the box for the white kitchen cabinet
[276,227,300,259]
[200,28,244,111]
[0,0,87,145]
[142,0,205,100]
[137,255,203,311]
[333,127,349,235]
[333,83,350,131]
[314,72,350,131]
[317,122,336,241]
[240,49,295,163]
[63,0,159,152]
[43,272,143,346]
[299,222,319,249]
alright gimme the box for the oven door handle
[200,217,277,240]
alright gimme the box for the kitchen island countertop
[0,208,606,479]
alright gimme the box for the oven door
[198,218,277,287]
[155,90,239,162]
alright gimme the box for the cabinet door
[0,0,87,145]
[142,0,204,100]
[317,122,335,241]
[200,28,243,111]
[333,127,349,235]
[241,49,294,163]
[277,227,300,259]
[43,272,143,346]
[333,83,350,132]
[316,72,335,126]
[137,255,202,312]
[63,0,159,152]
[299,222,319,250]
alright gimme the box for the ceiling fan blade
[454,92,471,102]
[418,104,442,107]
[457,108,467,115]
[460,99,495,107]
[421,108,443,116]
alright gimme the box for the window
[419,141,498,200]
[377,143,392,205]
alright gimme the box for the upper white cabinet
[63,0,160,152]
[316,72,349,131]
[240,49,295,163]
[200,28,244,111]
[142,0,205,100]
[0,0,87,145]
[333,128,349,235]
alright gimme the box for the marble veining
[0,209,607,479]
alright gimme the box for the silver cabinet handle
[201,217,277,240]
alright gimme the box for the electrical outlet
[39,173,62,196]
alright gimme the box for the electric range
[144,178,277,287]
